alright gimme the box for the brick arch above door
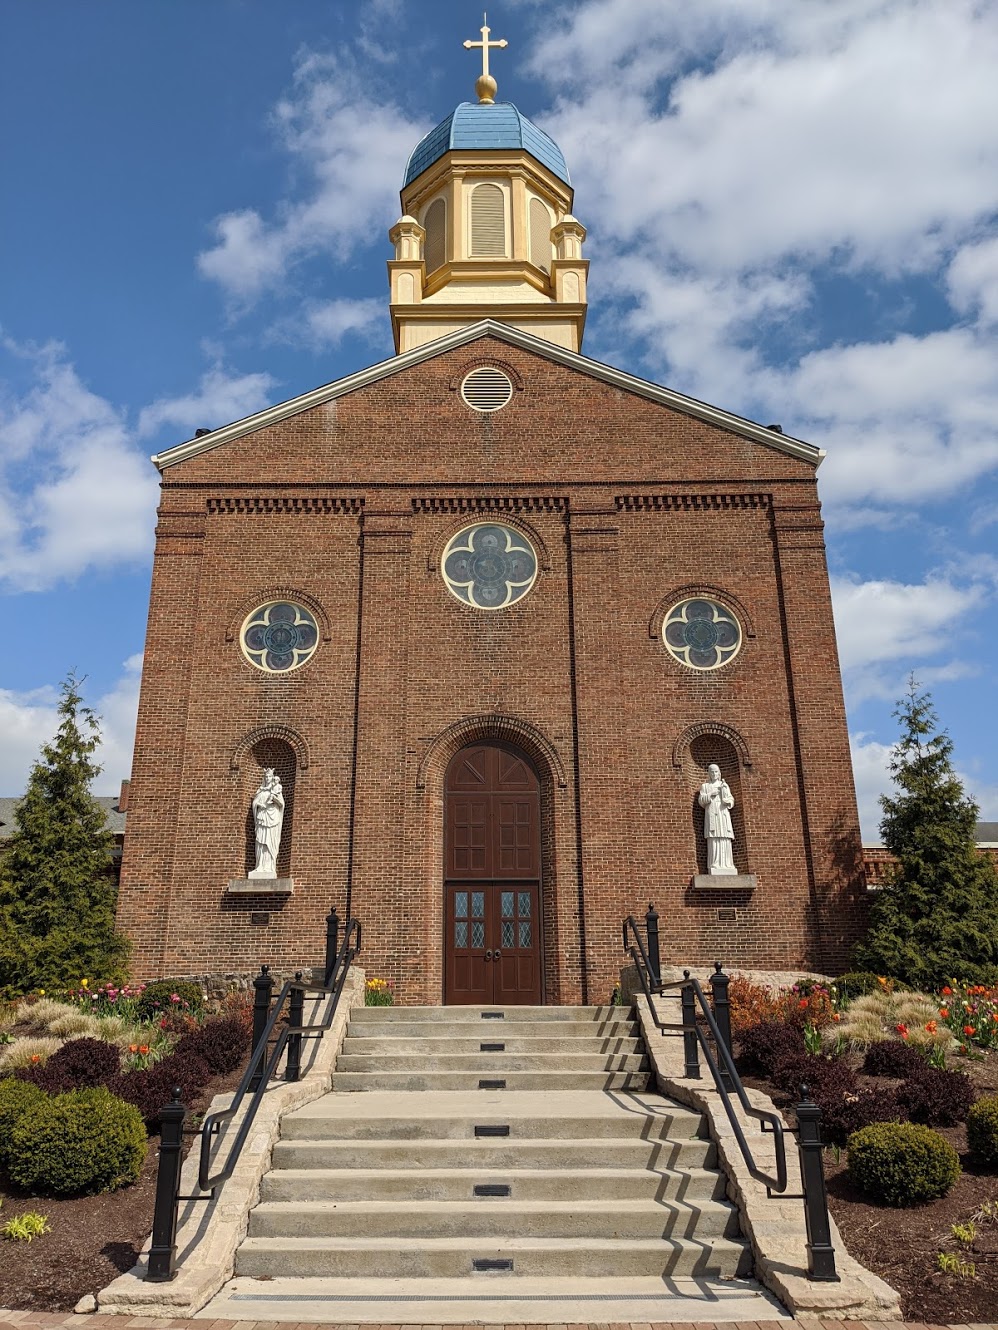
[416,713,567,791]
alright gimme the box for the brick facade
[116,329,868,999]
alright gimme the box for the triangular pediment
[151,321,823,472]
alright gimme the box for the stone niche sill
[227,878,294,895]
[691,873,756,892]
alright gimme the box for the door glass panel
[518,891,531,916]
[501,891,514,917]
[454,921,468,947]
[519,920,531,948]
[502,921,515,948]
[472,891,485,918]
[455,891,468,918]
[472,921,486,948]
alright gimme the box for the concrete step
[259,1164,728,1202]
[247,1196,741,1241]
[331,1069,653,1091]
[271,1135,718,1172]
[234,1233,753,1280]
[346,1020,640,1040]
[280,1094,706,1141]
[350,1005,632,1022]
[340,1034,644,1054]
[335,1052,650,1072]
[202,1272,790,1324]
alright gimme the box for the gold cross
[464,14,508,103]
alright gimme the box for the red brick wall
[116,336,868,997]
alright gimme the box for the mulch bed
[0,1064,244,1312]
[749,1047,998,1322]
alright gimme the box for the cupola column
[388,216,425,312]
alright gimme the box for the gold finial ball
[476,73,498,104]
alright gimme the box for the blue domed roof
[403,101,570,188]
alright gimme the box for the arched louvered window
[529,198,552,272]
[424,198,446,274]
[471,183,506,257]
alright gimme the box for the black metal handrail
[623,908,837,1282]
[146,910,361,1282]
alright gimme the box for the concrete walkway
[2,1312,997,1330]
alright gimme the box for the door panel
[444,743,542,1005]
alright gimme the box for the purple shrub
[112,1052,212,1129]
[820,1087,906,1146]
[861,1039,930,1080]
[735,1022,807,1077]
[15,1037,120,1093]
[173,1015,250,1075]
[900,1067,976,1127]
[771,1052,857,1100]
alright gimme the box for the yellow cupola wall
[388,22,588,354]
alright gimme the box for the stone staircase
[203,1004,780,1323]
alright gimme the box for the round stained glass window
[441,523,538,610]
[663,598,742,670]
[241,602,319,673]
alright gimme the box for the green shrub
[0,1078,47,1168]
[967,1094,998,1166]
[834,972,908,1001]
[847,1121,960,1206]
[5,1086,145,1195]
[134,980,204,1023]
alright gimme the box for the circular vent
[460,367,514,413]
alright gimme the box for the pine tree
[852,677,998,988]
[0,675,130,994]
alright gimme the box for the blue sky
[2,0,997,839]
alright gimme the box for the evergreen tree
[853,677,998,988]
[0,675,130,994]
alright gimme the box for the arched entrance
[444,742,543,1005]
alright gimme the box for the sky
[1,0,997,841]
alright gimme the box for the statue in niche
[249,768,285,879]
[698,763,737,875]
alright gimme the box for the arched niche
[241,736,297,879]
[682,732,750,877]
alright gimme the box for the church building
[116,32,867,1002]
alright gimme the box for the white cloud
[948,235,998,325]
[0,339,159,593]
[197,50,430,303]
[277,297,387,353]
[850,731,998,842]
[831,572,988,703]
[137,365,278,440]
[849,731,894,841]
[523,0,998,510]
[0,656,141,798]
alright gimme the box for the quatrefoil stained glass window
[663,598,742,670]
[241,601,319,673]
[441,523,538,610]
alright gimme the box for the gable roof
[151,320,824,472]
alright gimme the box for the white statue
[249,768,285,879]
[698,763,737,875]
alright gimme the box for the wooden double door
[444,743,543,1005]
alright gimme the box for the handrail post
[249,964,274,1092]
[795,1086,839,1281]
[146,1089,187,1282]
[709,962,734,1091]
[645,903,661,988]
[324,906,341,986]
[286,972,304,1082]
[680,971,701,1078]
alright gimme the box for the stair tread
[239,1234,749,1250]
[252,1197,735,1213]
[264,1164,720,1178]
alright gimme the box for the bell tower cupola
[388,16,588,354]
